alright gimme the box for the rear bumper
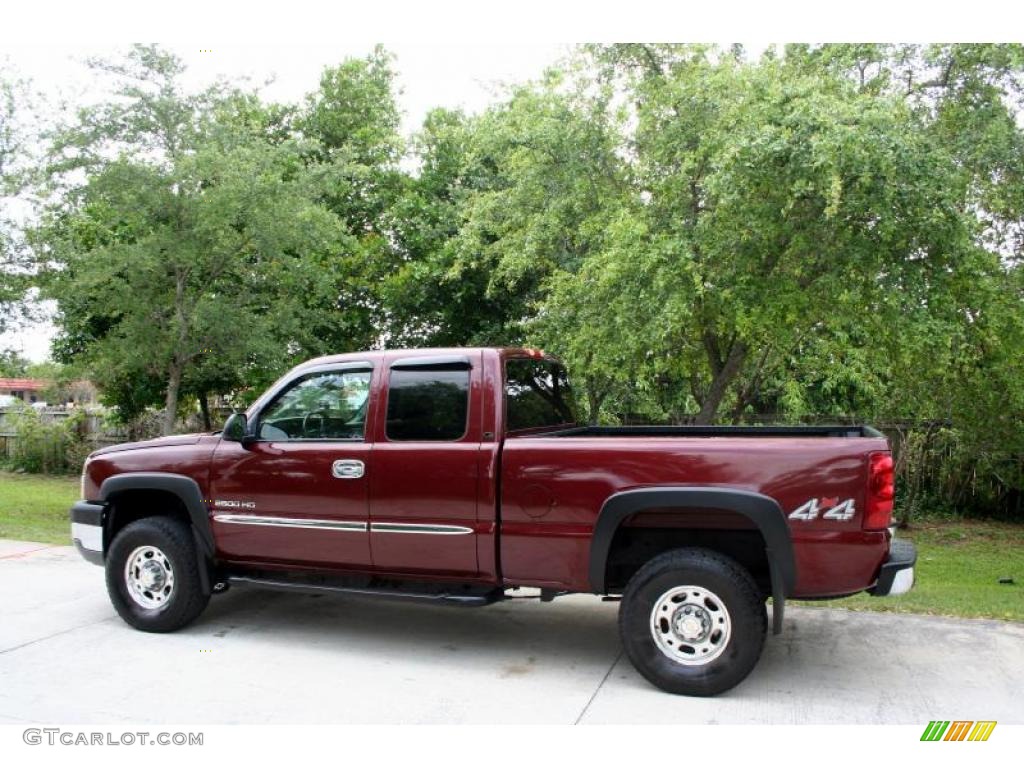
[870,538,917,597]
[70,501,106,566]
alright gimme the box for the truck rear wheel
[619,547,767,696]
[105,517,210,633]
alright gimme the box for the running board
[227,575,502,607]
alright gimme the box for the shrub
[4,404,89,475]
[887,424,1024,524]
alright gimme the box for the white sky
[0,43,569,362]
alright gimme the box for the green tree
[290,47,408,356]
[0,65,32,335]
[380,107,509,346]
[0,348,29,377]
[14,43,1024,515]
[384,71,635,385]
[35,46,344,433]
[437,46,973,425]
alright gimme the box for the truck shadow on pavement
[193,587,625,672]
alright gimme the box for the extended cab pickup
[71,347,916,695]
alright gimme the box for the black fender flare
[100,472,216,593]
[589,487,796,634]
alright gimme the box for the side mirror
[222,412,255,446]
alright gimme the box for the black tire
[105,516,210,633]
[619,547,767,696]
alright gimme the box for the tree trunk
[198,390,211,431]
[162,362,182,436]
[585,383,607,426]
[164,268,189,437]
[694,340,748,425]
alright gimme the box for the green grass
[794,520,1024,622]
[0,470,1021,621]
[0,471,79,545]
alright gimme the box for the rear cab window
[385,362,471,441]
[504,357,577,433]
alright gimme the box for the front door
[209,364,375,569]
[368,354,482,576]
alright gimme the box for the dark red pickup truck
[71,347,915,695]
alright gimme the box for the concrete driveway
[1,538,1021,725]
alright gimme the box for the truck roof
[296,346,552,369]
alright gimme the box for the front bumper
[870,538,917,596]
[70,501,106,566]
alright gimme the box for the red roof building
[0,378,50,404]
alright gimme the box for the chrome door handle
[331,459,365,479]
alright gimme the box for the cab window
[257,369,371,440]
[505,358,577,432]
[385,366,470,441]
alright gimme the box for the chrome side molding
[213,515,367,532]
[370,522,474,535]
[212,515,474,536]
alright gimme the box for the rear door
[368,353,482,576]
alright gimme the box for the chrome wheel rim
[650,585,731,665]
[124,545,175,610]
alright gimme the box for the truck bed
[499,425,891,596]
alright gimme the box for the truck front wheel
[105,517,210,633]
[619,547,767,696]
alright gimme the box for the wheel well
[104,490,192,551]
[604,509,772,596]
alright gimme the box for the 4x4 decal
[789,497,856,522]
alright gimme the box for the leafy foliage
[12,44,1024,517]
[3,403,89,474]
[0,65,33,335]
[34,46,403,432]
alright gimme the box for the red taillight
[864,451,895,530]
